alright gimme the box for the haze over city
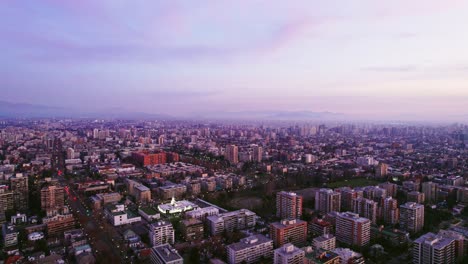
[1,1,468,121]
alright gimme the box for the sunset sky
[1,1,468,120]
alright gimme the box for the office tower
[225,145,239,164]
[413,231,465,264]
[375,163,388,178]
[310,218,333,237]
[150,244,183,264]
[315,189,341,214]
[382,197,399,225]
[421,182,438,203]
[378,182,398,198]
[273,243,305,264]
[149,221,175,246]
[338,188,362,212]
[66,147,75,159]
[207,209,256,236]
[276,191,303,219]
[336,212,371,247]
[9,173,28,211]
[400,202,424,234]
[407,191,425,204]
[0,186,14,214]
[270,219,308,248]
[351,197,378,224]
[313,234,336,251]
[226,234,273,264]
[252,145,263,162]
[41,185,65,215]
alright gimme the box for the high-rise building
[252,145,263,162]
[41,185,65,215]
[378,182,398,198]
[315,189,341,214]
[180,218,203,242]
[310,218,333,237]
[313,234,336,251]
[9,173,28,211]
[351,197,378,224]
[150,244,183,264]
[67,147,75,160]
[407,191,425,204]
[225,145,239,164]
[375,163,388,178]
[335,212,371,247]
[149,221,175,246]
[400,202,424,234]
[207,209,256,236]
[363,186,387,203]
[421,182,438,203]
[0,185,14,215]
[276,191,303,219]
[270,219,308,248]
[413,231,465,264]
[382,197,399,225]
[226,234,273,264]
[338,188,363,212]
[273,243,305,264]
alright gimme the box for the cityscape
[2,1,468,264]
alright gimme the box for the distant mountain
[0,101,173,120]
[193,110,345,120]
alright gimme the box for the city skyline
[2,1,468,121]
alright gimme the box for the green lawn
[326,178,383,188]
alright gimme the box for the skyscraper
[338,187,363,212]
[335,212,371,247]
[276,191,303,219]
[315,189,341,214]
[9,174,28,211]
[225,145,239,164]
[400,202,424,234]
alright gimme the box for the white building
[226,234,273,264]
[207,209,256,236]
[273,243,305,264]
[158,197,198,215]
[185,206,219,221]
[104,204,141,226]
[149,221,175,246]
[150,244,183,264]
[313,234,336,251]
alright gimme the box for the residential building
[276,191,303,219]
[207,209,256,236]
[382,197,399,225]
[407,191,425,204]
[149,221,175,246]
[150,244,183,264]
[9,173,28,211]
[335,212,371,247]
[225,145,239,165]
[313,234,336,251]
[413,231,465,264]
[422,182,438,203]
[40,185,64,215]
[400,202,424,234]
[180,218,204,242]
[270,219,308,248]
[351,197,378,224]
[315,189,341,214]
[226,234,273,264]
[273,243,305,264]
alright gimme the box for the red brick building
[270,219,307,248]
[132,152,180,166]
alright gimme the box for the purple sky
[1,0,468,120]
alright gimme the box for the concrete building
[382,197,399,225]
[207,209,256,236]
[400,202,424,234]
[310,218,333,237]
[226,234,273,264]
[150,244,183,264]
[149,221,175,246]
[375,163,388,178]
[351,197,378,224]
[42,207,75,237]
[422,182,438,203]
[180,218,204,242]
[273,243,305,264]
[378,182,398,198]
[40,185,64,215]
[104,204,141,226]
[252,145,263,162]
[185,206,219,221]
[158,184,187,200]
[413,231,465,264]
[135,184,151,203]
[2,223,19,247]
[338,188,362,212]
[315,189,341,214]
[276,191,303,219]
[407,191,425,204]
[332,248,365,264]
[313,234,336,251]
[335,212,371,247]
[225,145,239,164]
[9,173,28,211]
[0,185,14,217]
[270,219,308,248]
